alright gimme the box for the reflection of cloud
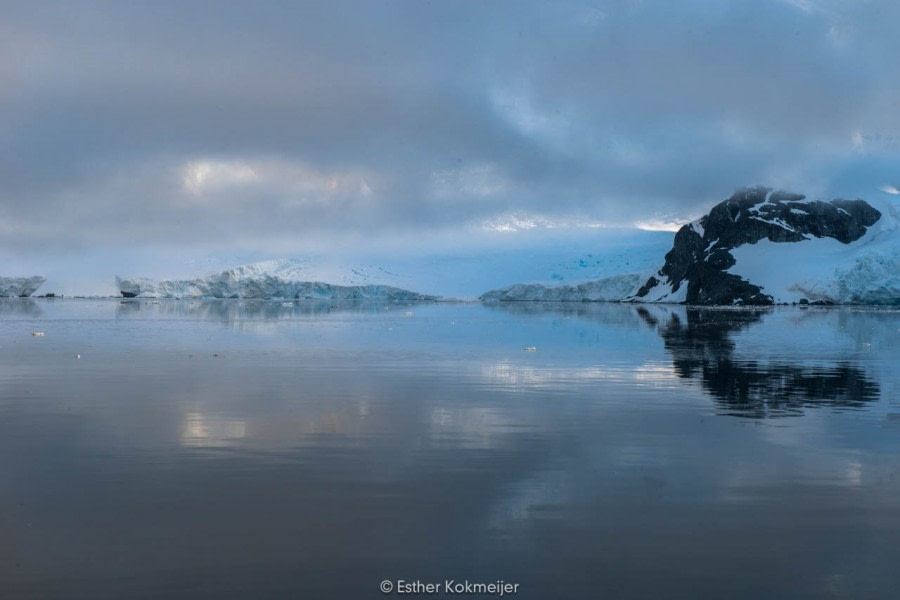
[181,412,247,447]
[479,361,680,390]
[487,469,573,528]
[174,394,381,451]
[429,407,517,450]
[718,450,865,506]
[842,458,863,487]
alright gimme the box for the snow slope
[728,196,899,304]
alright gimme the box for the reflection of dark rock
[638,307,880,418]
[631,186,882,305]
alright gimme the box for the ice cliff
[0,276,45,297]
[116,260,438,300]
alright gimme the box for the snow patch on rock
[729,196,899,304]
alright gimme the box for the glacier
[480,273,644,302]
[13,227,670,299]
[116,261,438,300]
[0,276,45,297]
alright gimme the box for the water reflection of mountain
[482,301,651,330]
[637,307,880,418]
[116,298,427,322]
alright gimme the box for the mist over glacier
[22,227,671,298]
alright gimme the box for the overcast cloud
[2,0,899,281]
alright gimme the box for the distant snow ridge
[630,186,898,305]
[480,273,643,302]
[116,260,437,300]
[0,276,45,297]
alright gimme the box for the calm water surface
[0,299,898,599]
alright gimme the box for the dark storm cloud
[1,0,899,251]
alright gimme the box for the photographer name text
[380,579,520,596]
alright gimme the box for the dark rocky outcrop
[630,186,882,305]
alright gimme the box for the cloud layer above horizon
[2,0,900,257]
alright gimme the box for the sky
[1,0,899,293]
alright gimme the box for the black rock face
[632,186,882,305]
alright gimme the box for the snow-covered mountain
[116,262,437,300]
[480,186,898,305]
[0,276,45,297]
[630,186,898,305]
